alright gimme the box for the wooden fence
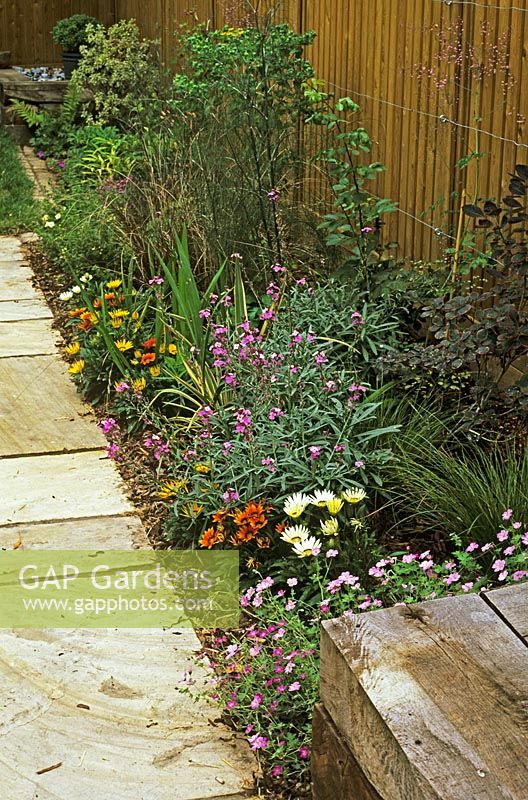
[2,0,527,261]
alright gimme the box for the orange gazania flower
[69,306,87,317]
[199,527,220,549]
[142,337,157,350]
[104,292,116,301]
[93,298,103,308]
[234,501,269,531]
[275,522,287,535]
[141,352,156,365]
[212,508,230,524]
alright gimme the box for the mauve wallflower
[267,188,280,202]
[148,275,164,285]
[308,445,322,460]
[98,417,118,434]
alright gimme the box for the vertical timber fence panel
[5,0,525,262]
[0,1,116,66]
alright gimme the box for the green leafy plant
[51,15,101,52]
[12,82,84,157]
[71,20,164,127]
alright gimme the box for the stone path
[0,236,254,799]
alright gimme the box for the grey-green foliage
[71,20,163,127]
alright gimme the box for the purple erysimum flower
[288,681,301,692]
[267,188,280,203]
[98,417,118,434]
[223,488,239,503]
[106,442,120,460]
[199,308,211,319]
[308,445,321,460]
[148,275,164,285]
[114,381,130,393]
[36,150,46,159]
[269,407,284,421]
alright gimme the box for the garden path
[0,235,254,799]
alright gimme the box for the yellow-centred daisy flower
[158,479,186,499]
[194,463,211,474]
[108,309,129,320]
[281,524,310,545]
[68,359,85,374]
[309,489,335,507]
[283,492,311,519]
[292,536,322,557]
[115,338,134,352]
[64,341,80,356]
[342,487,367,504]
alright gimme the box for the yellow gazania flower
[132,377,147,391]
[158,479,186,499]
[150,365,161,377]
[320,517,339,536]
[134,349,142,359]
[326,497,344,515]
[111,319,123,329]
[168,343,178,355]
[158,343,166,354]
[181,502,204,517]
[115,338,134,352]
[68,359,85,374]
[194,463,211,474]
[108,309,129,320]
[131,311,139,320]
[64,341,80,356]
[106,279,122,289]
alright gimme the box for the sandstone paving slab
[0,318,59,357]
[0,355,105,456]
[0,270,41,301]
[0,298,52,321]
[0,516,148,550]
[0,451,134,525]
[0,234,255,798]
[0,627,255,800]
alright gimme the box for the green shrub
[51,15,101,52]
[72,20,164,127]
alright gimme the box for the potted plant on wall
[51,14,101,79]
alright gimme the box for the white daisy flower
[281,524,311,545]
[59,290,73,301]
[309,489,336,507]
[283,492,311,519]
[71,285,81,294]
[342,487,367,504]
[292,536,322,558]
